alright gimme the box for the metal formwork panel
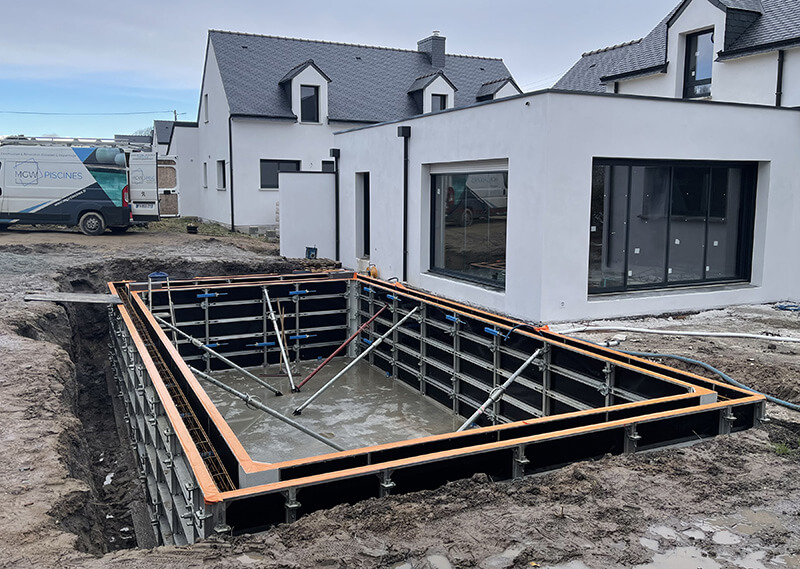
[108,272,766,541]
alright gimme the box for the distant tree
[132,126,154,136]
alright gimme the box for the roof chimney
[417,31,446,69]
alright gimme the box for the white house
[166,30,519,234]
[274,0,800,323]
[556,0,800,106]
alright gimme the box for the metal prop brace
[296,305,389,390]
[293,306,420,415]
[189,366,346,452]
[457,348,543,432]
[154,315,283,396]
[263,287,297,391]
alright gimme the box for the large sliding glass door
[588,160,756,294]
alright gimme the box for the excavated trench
[33,256,306,554]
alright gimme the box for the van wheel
[109,226,130,234]
[79,212,106,236]
[462,208,474,227]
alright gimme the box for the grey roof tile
[209,31,513,122]
[476,77,517,97]
[553,40,641,92]
[154,120,174,144]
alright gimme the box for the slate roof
[476,77,520,98]
[407,71,457,93]
[154,120,175,145]
[556,0,800,91]
[207,30,514,123]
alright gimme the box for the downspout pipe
[397,126,411,282]
[776,50,785,107]
[330,148,341,260]
[228,115,235,232]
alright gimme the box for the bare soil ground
[0,223,798,569]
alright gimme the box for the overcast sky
[0,0,678,139]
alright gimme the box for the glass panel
[669,167,709,282]
[589,165,629,291]
[694,32,714,82]
[706,168,742,279]
[431,171,507,287]
[301,85,319,122]
[260,161,279,188]
[627,166,670,286]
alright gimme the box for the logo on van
[14,159,42,186]
[132,169,143,185]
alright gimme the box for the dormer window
[684,30,714,99]
[301,85,320,122]
[432,94,448,112]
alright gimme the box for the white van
[0,143,160,235]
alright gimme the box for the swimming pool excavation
[107,270,765,545]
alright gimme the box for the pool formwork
[108,271,765,545]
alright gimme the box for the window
[432,94,448,112]
[216,160,226,190]
[684,30,714,99]
[259,159,300,189]
[202,162,208,188]
[204,93,209,122]
[321,160,335,173]
[300,85,319,122]
[431,171,508,288]
[588,160,757,294]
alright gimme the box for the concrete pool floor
[200,359,462,463]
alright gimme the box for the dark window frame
[259,159,300,189]
[588,158,757,295]
[683,29,714,99]
[300,85,320,123]
[432,94,448,112]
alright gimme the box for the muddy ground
[0,225,798,569]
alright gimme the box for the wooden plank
[24,292,122,305]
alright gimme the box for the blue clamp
[290,334,317,340]
[387,294,400,301]
[484,327,503,337]
[363,286,375,294]
[248,342,276,348]
[446,314,465,324]
[289,289,316,296]
[361,338,373,346]
[204,342,227,348]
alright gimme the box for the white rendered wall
[193,43,233,227]
[229,117,360,229]
[714,52,778,106]
[278,172,336,259]
[167,125,199,217]
[779,47,800,107]
[332,91,800,324]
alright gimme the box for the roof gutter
[601,63,668,83]
[718,37,800,61]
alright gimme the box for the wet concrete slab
[199,358,461,464]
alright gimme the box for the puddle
[633,546,721,569]
[705,509,784,536]
[640,537,660,551]
[711,530,741,545]
[651,525,679,540]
